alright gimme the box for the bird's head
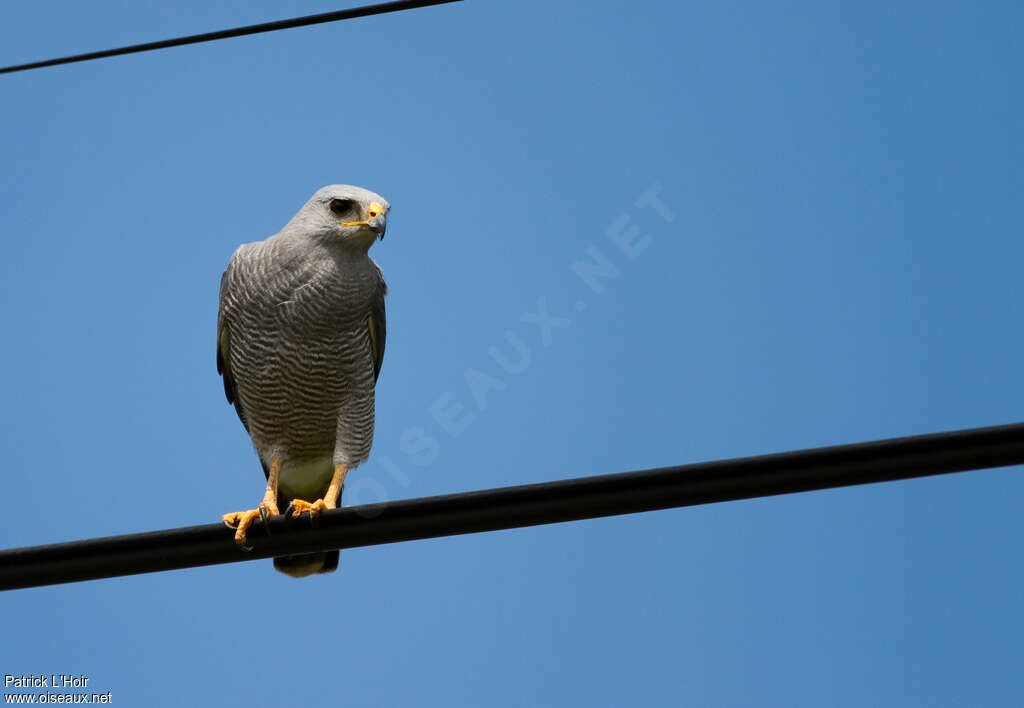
[289,184,390,251]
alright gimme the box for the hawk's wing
[216,250,250,432]
[368,261,387,384]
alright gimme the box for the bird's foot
[222,500,280,549]
[287,498,331,519]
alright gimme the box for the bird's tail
[273,551,339,577]
[268,460,343,577]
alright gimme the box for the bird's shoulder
[220,237,319,302]
[370,257,387,292]
[224,236,302,277]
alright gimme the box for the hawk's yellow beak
[342,202,386,227]
[342,202,387,240]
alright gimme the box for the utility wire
[0,0,462,75]
[1,423,1021,591]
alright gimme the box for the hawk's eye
[329,198,356,216]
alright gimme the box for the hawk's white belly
[277,456,334,501]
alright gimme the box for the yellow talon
[289,498,329,517]
[221,458,284,546]
[222,501,279,545]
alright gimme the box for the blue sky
[1,1,1022,705]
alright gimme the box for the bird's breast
[229,255,378,458]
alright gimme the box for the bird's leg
[288,464,348,518]
[222,457,283,546]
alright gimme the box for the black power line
[1,422,1021,591]
[0,0,462,75]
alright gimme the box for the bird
[217,184,389,577]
